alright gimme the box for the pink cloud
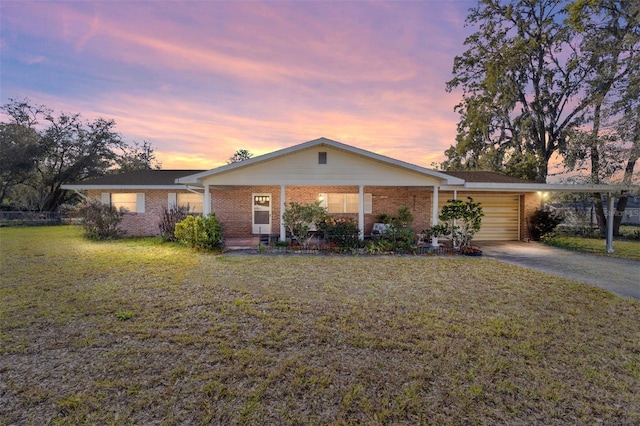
[2,1,475,171]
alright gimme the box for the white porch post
[431,185,439,247]
[203,184,211,215]
[358,185,365,240]
[606,194,615,253]
[280,185,286,242]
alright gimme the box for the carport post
[606,194,615,253]
[431,185,439,247]
[203,184,211,215]
[280,185,286,242]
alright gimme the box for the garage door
[439,193,520,241]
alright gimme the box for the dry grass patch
[1,226,639,425]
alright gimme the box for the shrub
[174,213,224,250]
[372,205,417,253]
[282,201,329,244]
[327,218,362,252]
[77,199,124,240]
[431,197,484,249]
[529,208,564,241]
[159,205,190,242]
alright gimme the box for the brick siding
[521,192,540,241]
[88,187,537,240]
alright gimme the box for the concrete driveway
[478,241,640,300]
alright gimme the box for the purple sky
[1,0,476,169]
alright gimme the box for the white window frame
[102,192,144,213]
[319,193,372,214]
[177,192,203,213]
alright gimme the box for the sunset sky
[1,0,476,170]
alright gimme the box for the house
[62,138,635,245]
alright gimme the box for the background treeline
[0,99,160,212]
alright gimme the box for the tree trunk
[613,115,640,236]
[593,193,607,236]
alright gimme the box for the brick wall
[211,186,282,238]
[87,187,537,240]
[521,192,540,241]
[87,190,196,237]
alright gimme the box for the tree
[227,149,253,164]
[431,197,484,249]
[563,0,640,235]
[446,0,595,182]
[0,123,42,205]
[0,98,160,211]
[115,141,161,172]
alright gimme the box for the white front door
[252,193,271,234]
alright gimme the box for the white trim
[168,193,177,208]
[358,185,365,240]
[252,193,272,235]
[441,183,637,193]
[203,184,211,215]
[280,185,286,241]
[136,193,145,213]
[431,185,439,247]
[176,138,464,186]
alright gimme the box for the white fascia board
[61,184,189,190]
[175,137,464,185]
[440,182,638,193]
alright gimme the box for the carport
[438,176,636,252]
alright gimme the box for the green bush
[77,199,124,240]
[431,197,484,249]
[529,208,564,241]
[282,201,329,244]
[174,213,224,250]
[327,218,362,252]
[372,205,417,253]
[387,227,417,252]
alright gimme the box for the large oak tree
[445,0,595,183]
[1,99,160,211]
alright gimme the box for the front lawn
[543,235,640,261]
[1,226,639,424]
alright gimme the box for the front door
[252,193,271,234]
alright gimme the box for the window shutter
[319,193,328,208]
[101,193,111,205]
[136,193,145,213]
[168,193,177,208]
[364,193,372,214]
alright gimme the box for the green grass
[2,226,639,424]
[543,235,640,261]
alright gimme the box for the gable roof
[60,138,637,194]
[176,137,464,186]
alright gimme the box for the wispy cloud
[1,0,475,169]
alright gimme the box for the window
[110,193,137,212]
[103,193,145,213]
[318,151,327,164]
[177,193,203,213]
[319,193,372,214]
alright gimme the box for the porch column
[431,185,439,247]
[203,184,211,215]
[358,185,365,240]
[280,185,286,241]
[606,194,615,253]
